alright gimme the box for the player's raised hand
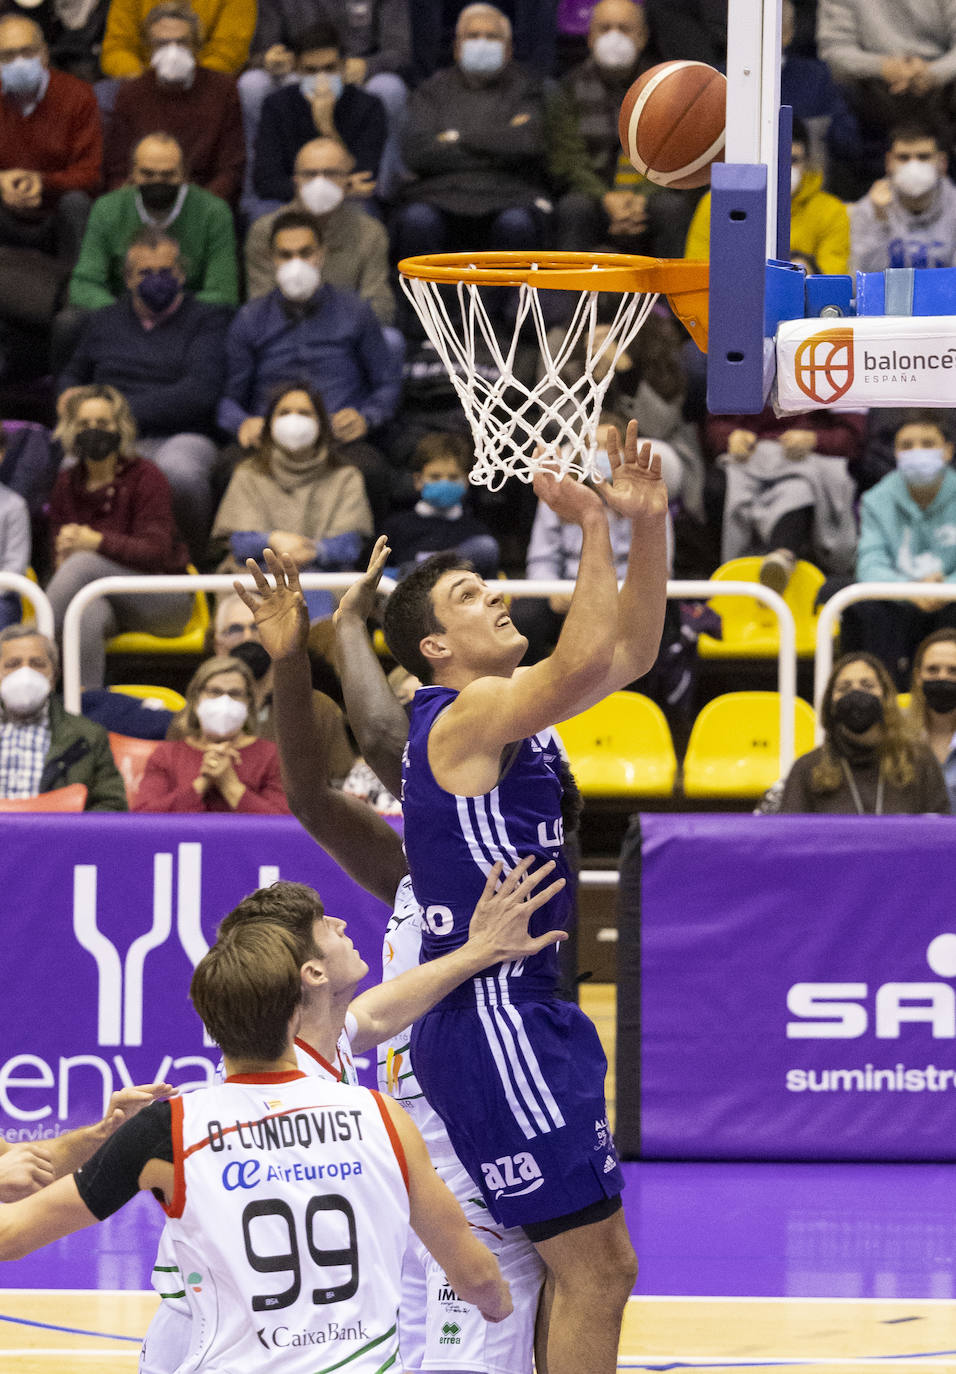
[533,465,605,525]
[467,856,568,963]
[602,419,669,522]
[234,549,309,661]
[334,534,391,626]
[93,1081,176,1143]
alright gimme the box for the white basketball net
[400,272,660,490]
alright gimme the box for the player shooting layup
[382,421,667,1374]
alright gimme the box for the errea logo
[787,936,956,1040]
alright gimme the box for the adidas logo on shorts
[603,1155,616,1173]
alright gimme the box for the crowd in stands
[0,0,954,815]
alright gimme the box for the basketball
[618,60,727,190]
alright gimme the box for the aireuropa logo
[787,934,956,1039]
[74,843,280,1047]
[792,325,855,405]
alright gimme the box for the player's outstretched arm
[0,1175,99,1260]
[440,475,620,765]
[237,550,405,907]
[40,1081,175,1179]
[348,856,567,1053]
[599,420,669,691]
[379,1093,512,1323]
[333,534,408,802]
[0,1145,55,1202]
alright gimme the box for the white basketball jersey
[164,1073,408,1373]
[377,874,458,1165]
[295,1025,358,1085]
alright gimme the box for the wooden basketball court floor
[3,985,956,1373]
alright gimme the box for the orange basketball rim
[398,250,710,353]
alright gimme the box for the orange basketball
[618,60,726,190]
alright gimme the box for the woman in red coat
[48,384,192,688]
[134,655,289,813]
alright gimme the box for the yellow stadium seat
[106,566,209,657]
[555,691,677,798]
[697,556,827,659]
[18,566,39,625]
[683,691,817,799]
[110,683,186,712]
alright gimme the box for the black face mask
[832,689,884,735]
[921,677,956,715]
[139,181,180,213]
[230,639,270,682]
[74,428,120,463]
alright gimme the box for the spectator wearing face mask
[211,381,372,620]
[381,433,498,580]
[68,132,239,312]
[0,624,127,809]
[778,651,949,814]
[851,122,956,271]
[841,412,956,687]
[100,0,254,77]
[906,628,956,811]
[0,13,101,376]
[244,136,394,328]
[217,210,400,525]
[103,3,245,207]
[391,3,553,261]
[687,119,850,274]
[45,384,192,690]
[551,0,695,259]
[248,20,386,221]
[58,228,230,561]
[133,654,289,812]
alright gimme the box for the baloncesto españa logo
[793,326,855,405]
[792,325,956,406]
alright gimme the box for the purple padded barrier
[618,813,956,1161]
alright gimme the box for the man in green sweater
[0,626,127,810]
[68,132,238,311]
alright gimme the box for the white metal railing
[0,572,53,638]
[814,581,956,741]
[61,574,799,766]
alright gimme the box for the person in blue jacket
[843,410,956,686]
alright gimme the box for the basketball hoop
[398,251,709,489]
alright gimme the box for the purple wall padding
[618,813,956,1161]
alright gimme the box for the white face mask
[592,29,638,71]
[298,174,345,217]
[150,42,196,83]
[892,158,939,200]
[790,164,803,196]
[275,256,321,301]
[459,36,505,75]
[196,694,248,739]
[0,665,51,716]
[272,412,319,451]
[897,447,947,485]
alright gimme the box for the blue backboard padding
[913,268,956,314]
[855,272,885,316]
[805,275,853,317]
[708,162,771,414]
[776,106,793,260]
[765,259,804,333]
